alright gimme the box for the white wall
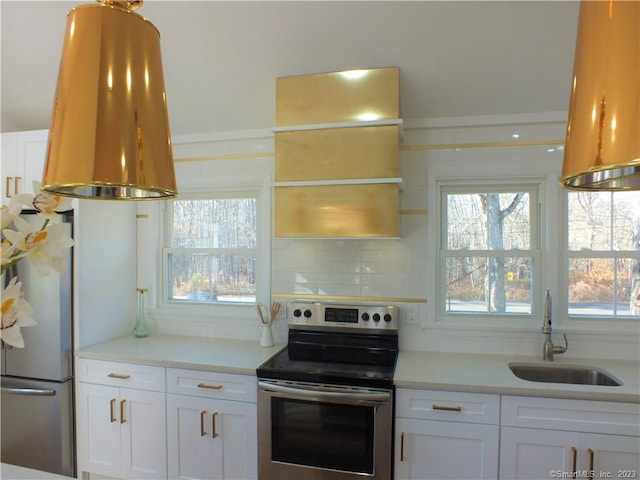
[74,200,137,348]
[139,114,639,361]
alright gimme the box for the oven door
[258,380,393,480]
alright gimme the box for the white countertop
[76,334,285,375]
[395,350,640,403]
[77,335,639,403]
[0,464,74,480]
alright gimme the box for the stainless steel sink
[508,362,622,386]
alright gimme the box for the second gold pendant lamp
[42,0,178,200]
[561,0,640,190]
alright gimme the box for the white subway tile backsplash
[319,284,362,297]
[292,284,317,295]
[317,272,362,286]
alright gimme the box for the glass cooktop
[256,329,398,389]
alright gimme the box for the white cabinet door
[577,432,640,476]
[76,382,122,477]
[120,387,167,480]
[2,132,19,203]
[500,427,640,479]
[167,393,219,480]
[500,426,580,480]
[21,130,47,190]
[76,382,167,479]
[167,393,257,480]
[501,396,640,479]
[1,130,48,204]
[395,418,499,480]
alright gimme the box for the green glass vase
[133,288,150,338]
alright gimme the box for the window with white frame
[162,193,259,305]
[566,190,640,318]
[439,183,540,317]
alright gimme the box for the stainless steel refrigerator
[1,210,75,477]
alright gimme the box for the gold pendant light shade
[43,2,177,200]
[561,0,640,190]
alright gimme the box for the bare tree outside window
[443,189,533,315]
[480,193,525,312]
[567,191,640,317]
[166,197,258,304]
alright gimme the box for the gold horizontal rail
[172,138,564,164]
[401,139,564,151]
[175,152,272,163]
[271,293,427,304]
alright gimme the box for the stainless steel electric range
[257,302,399,480]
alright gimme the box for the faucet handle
[553,333,568,355]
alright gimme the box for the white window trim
[558,190,640,333]
[433,178,546,330]
[424,152,638,336]
[149,181,271,326]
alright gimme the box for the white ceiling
[1,1,580,136]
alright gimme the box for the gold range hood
[42,0,177,200]
[561,0,639,191]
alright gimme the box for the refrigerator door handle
[1,386,56,396]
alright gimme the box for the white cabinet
[76,359,167,479]
[166,368,258,480]
[1,133,18,202]
[395,388,500,479]
[500,395,640,479]
[1,130,48,204]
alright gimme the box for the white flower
[1,277,36,348]
[2,216,74,276]
[0,182,73,349]
[1,238,20,269]
[1,196,28,229]
[31,181,73,219]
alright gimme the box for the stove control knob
[293,309,302,318]
[362,312,370,321]
[373,313,381,322]
[304,309,312,318]
[384,313,392,323]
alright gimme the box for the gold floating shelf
[276,67,399,126]
[274,183,399,238]
[275,124,399,182]
[274,67,401,238]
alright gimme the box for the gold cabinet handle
[432,404,462,412]
[212,412,218,438]
[14,176,21,195]
[588,448,594,472]
[110,398,117,423]
[571,446,577,475]
[108,373,131,380]
[400,432,405,462]
[200,410,207,437]
[5,177,13,198]
[197,383,223,390]
[120,399,126,424]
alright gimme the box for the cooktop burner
[257,347,396,389]
[257,302,399,389]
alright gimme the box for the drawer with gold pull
[77,358,166,392]
[167,368,257,402]
[396,388,500,424]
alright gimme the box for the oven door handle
[258,381,391,403]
